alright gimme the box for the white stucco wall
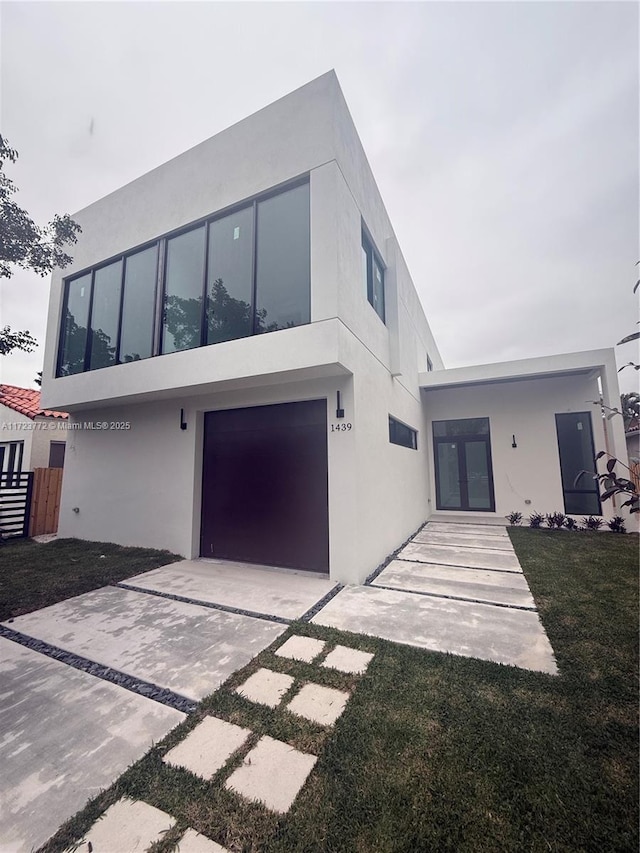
[42,72,442,581]
[423,372,622,521]
[57,316,431,583]
[41,72,443,414]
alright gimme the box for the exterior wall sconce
[336,390,345,419]
[512,435,517,448]
[180,408,187,431]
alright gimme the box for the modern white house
[40,71,630,584]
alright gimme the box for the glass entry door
[433,419,495,512]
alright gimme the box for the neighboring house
[625,421,639,463]
[0,385,68,477]
[40,71,630,584]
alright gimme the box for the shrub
[546,511,566,529]
[506,511,523,525]
[583,516,604,530]
[607,516,627,534]
[564,517,580,531]
[529,512,545,529]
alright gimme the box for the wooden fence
[29,467,63,537]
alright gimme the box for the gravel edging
[115,582,291,625]
[0,624,197,714]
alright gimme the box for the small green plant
[529,512,545,529]
[564,517,580,531]
[583,516,604,530]
[506,511,523,525]
[607,516,627,534]
[546,512,566,529]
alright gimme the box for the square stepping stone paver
[321,645,374,674]
[174,828,231,852]
[235,667,295,708]
[163,716,251,779]
[69,798,174,852]
[274,635,326,663]
[225,735,317,813]
[287,683,350,726]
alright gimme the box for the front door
[433,418,495,512]
[200,399,329,573]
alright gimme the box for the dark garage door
[200,400,329,573]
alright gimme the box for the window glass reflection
[89,261,122,370]
[162,226,206,354]
[207,207,253,344]
[120,246,157,362]
[255,183,310,333]
[59,273,91,375]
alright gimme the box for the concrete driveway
[0,562,336,852]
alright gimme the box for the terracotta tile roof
[0,385,68,420]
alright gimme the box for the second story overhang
[40,318,354,412]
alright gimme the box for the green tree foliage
[620,392,639,430]
[0,135,81,356]
[0,326,36,355]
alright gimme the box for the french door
[433,419,495,512]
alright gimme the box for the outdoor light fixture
[180,408,187,431]
[336,390,345,419]
[512,435,517,448]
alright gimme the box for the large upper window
[58,273,91,376]
[362,229,385,323]
[162,226,206,354]
[119,245,158,362]
[256,183,310,333]
[88,260,122,370]
[56,180,310,376]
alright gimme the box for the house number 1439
[330,423,352,432]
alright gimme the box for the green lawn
[0,537,180,621]
[27,530,640,852]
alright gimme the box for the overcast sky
[1,1,638,393]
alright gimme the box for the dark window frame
[432,418,496,512]
[362,227,385,323]
[389,415,418,450]
[555,411,602,516]
[56,175,310,377]
[48,441,66,468]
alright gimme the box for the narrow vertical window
[555,412,602,515]
[88,260,122,370]
[255,183,310,333]
[427,356,433,372]
[119,245,158,362]
[362,229,385,323]
[59,273,91,375]
[162,226,206,354]
[206,206,253,344]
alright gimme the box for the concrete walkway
[312,521,558,674]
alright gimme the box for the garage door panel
[201,401,329,573]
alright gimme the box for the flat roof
[419,348,615,391]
